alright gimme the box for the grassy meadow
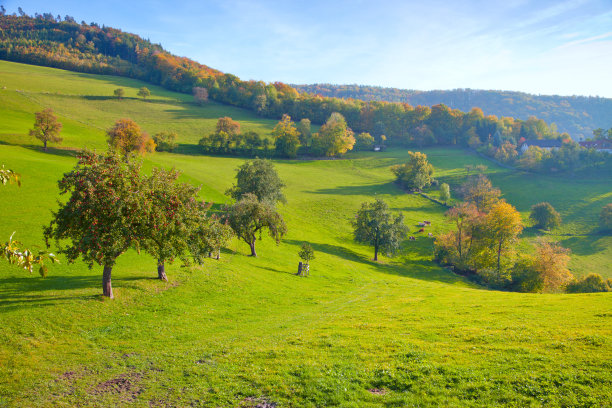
[0,61,611,407]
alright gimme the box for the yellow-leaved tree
[485,201,523,275]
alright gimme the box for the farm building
[519,139,563,153]
[579,140,612,153]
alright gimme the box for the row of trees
[29,109,181,155]
[43,150,232,298]
[482,138,612,175]
[200,113,361,158]
[40,152,294,298]
[0,14,567,151]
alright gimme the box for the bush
[153,131,178,152]
[600,204,612,232]
[566,273,611,293]
[530,202,561,230]
[298,242,315,264]
[439,183,450,203]
[509,256,543,293]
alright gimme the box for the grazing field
[0,61,610,407]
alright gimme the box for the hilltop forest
[292,84,612,139]
[0,12,586,150]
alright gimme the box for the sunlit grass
[0,61,610,407]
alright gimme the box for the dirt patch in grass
[368,388,387,395]
[90,372,143,402]
[241,396,277,408]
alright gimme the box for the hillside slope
[0,61,610,407]
[292,84,612,139]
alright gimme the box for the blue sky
[5,0,612,96]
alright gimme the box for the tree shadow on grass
[559,235,609,256]
[254,265,295,276]
[0,275,100,310]
[284,239,476,287]
[308,182,403,197]
[0,140,79,158]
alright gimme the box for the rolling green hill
[0,61,610,407]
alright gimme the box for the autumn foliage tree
[273,114,300,158]
[459,174,501,212]
[311,112,355,157]
[29,108,63,151]
[44,150,149,298]
[533,240,572,291]
[485,201,524,275]
[193,87,209,105]
[215,117,241,137]
[107,118,155,156]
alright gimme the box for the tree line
[479,132,612,175]
[291,84,612,139]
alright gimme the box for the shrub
[439,183,451,203]
[566,273,611,293]
[600,204,612,231]
[298,243,315,264]
[510,256,543,293]
[153,131,178,152]
[530,202,561,230]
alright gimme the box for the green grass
[0,61,611,407]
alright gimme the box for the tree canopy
[391,151,434,191]
[352,199,408,261]
[44,150,149,298]
[226,159,286,205]
[227,193,287,257]
[141,167,203,281]
[29,108,62,151]
[273,114,300,158]
[600,204,612,231]
[137,86,151,99]
[530,202,561,230]
[311,112,355,157]
[107,118,155,156]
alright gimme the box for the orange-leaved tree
[107,118,155,156]
[29,108,63,152]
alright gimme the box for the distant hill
[292,84,612,139]
[0,13,590,146]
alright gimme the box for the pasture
[0,61,610,407]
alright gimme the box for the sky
[4,0,612,97]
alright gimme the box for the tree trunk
[373,242,379,261]
[157,260,168,281]
[102,264,114,299]
[249,240,257,257]
[43,140,48,152]
[497,240,503,275]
